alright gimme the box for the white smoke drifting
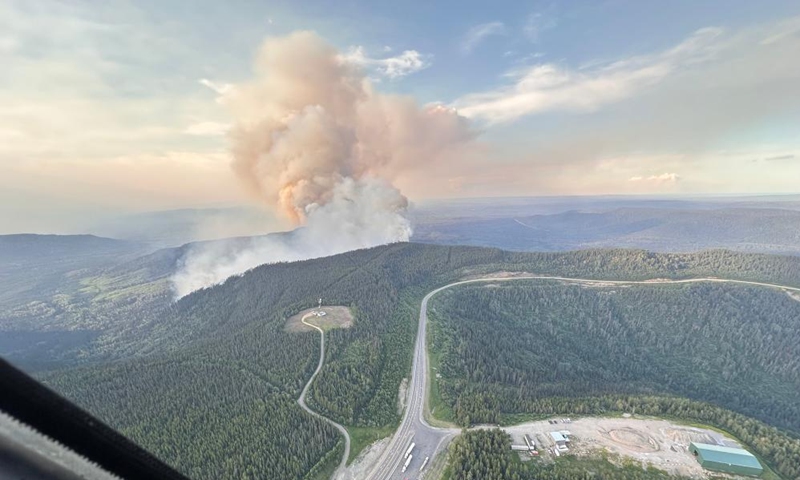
[171,32,472,298]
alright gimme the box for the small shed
[689,442,762,476]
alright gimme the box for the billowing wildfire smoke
[171,32,473,298]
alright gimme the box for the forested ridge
[430,281,800,478]
[35,243,800,479]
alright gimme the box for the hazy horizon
[4,192,800,238]
[2,0,800,236]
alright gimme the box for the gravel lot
[285,306,354,332]
[503,416,748,478]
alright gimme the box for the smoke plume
[171,31,472,297]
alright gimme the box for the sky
[2,0,800,234]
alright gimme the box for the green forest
[429,281,800,478]
[31,243,800,479]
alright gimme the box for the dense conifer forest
[429,282,800,478]
[35,243,800,479]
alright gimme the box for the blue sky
[1,0,799,232]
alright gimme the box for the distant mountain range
[412,207,800,255]
[87,207,282,247]
[0,234,141,264]
[63,194,800,248]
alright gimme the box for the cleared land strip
[297,313,351,478]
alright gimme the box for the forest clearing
[503,417,753,478]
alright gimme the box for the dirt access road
[363,274,800,480]
[297,312,351,479]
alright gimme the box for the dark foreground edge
[0,357,189,480]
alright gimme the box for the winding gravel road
[365,274,800,480]
[297,313,351,478]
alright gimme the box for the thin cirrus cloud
[763,154,796,162]
[629,173,681,183]
[461,21,506,54]
[454,27,725,124]
[342,46,431,79]
[523,12,556,43]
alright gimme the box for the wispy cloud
[454,27,724,124]
[342,46,431,79]
[763,154,796,162]
[629,173,681,183]
[199,78,234,95]
[523,13,556,43]
[461,21,506,54]
[199,78,236,104]
[759,15,800,45]
[443,15,800,197]
[0,1,226,162]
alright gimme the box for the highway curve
[297,313,351,478]
[365,274,800,480]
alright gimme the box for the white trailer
[404,442,415,459]
[419,456,429,471]
[401,454,412,473]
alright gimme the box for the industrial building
[689,442,763,476]
[550,431,570,451]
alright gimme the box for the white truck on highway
[404,442,415,459]
[402,454,412,473]
[420,456,429,471]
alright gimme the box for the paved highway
[365,274,800,480]
[365,283,460,480]
[297,314,351,479]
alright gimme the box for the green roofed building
[689,442,763,476]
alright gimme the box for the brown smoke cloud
[224,31,472,223]
[171,31,474,297]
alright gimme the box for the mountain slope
[36,244,800,479]
[429,280,800,431]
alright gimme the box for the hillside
[428,279,800,478]
[429,281,800,431]
[0,234,175,368]
[0,234,160,369]
[0,234,149,306]
[0,233,307,367]
[32,244,800,479]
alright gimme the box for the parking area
[503,416,744,478]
